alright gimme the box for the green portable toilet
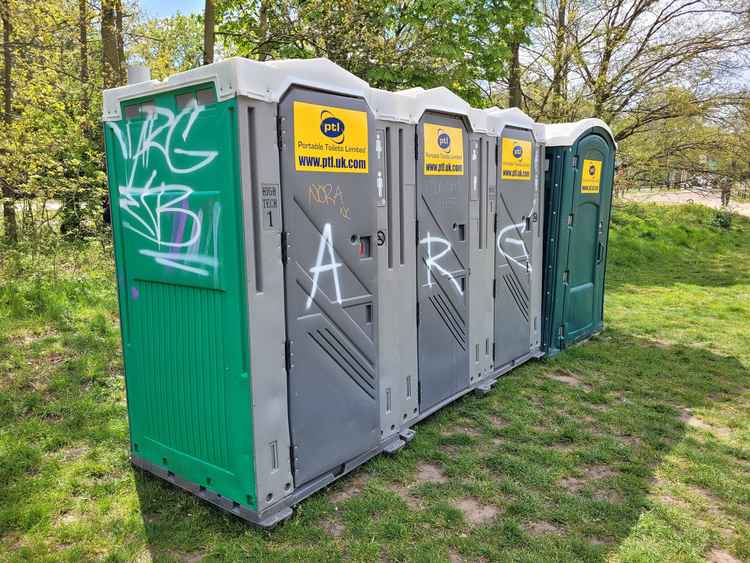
[541,119,616,356]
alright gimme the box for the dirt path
[622,190,750,218]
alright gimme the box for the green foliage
[217,0,538,106]
[128,13,204,80]
[1,203,749,561]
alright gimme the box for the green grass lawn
[1,202,749,562]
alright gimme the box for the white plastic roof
[543,118,616,148]
[102,57,503,131]
[484,107,540,137]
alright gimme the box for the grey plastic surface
[279,88,380,486]
[493,128,543,370]
[374,123,420,438]
[236,97,294,511]
[416,112,470,411]
[467,133,496,384]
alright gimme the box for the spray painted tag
[581,159,602,193]
[423,123,464,176]
[501,138,532,181]
[293,101,368,173]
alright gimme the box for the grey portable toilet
[397,87,492,415]
[541,119,616,356]
[486,108,546,374]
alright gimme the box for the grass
[1,201,749,562]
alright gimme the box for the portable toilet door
[489,108,546,374]
[415,108,471,413]
[542,119,616,355]
[278,85,382,486]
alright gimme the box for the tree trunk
[257,0,270,61]
[508,38,522,108]
[203,0,215,65]
[551,0,568,119]
[79,0,89,110]
[101,0,119,89]
[1,0,17,243]
[115,0,125,83]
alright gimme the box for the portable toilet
[102,58,420,527]
[486,108,546,375]
[394,87,497,414]
[541,119,616,356]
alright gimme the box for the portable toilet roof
[103,57,414,123]
[484,107,542,139]
[395,86,483,129]
[543,118,617,148]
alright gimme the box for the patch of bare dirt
[681,410,732,440]
[550,443,577,453]
[415,462,448,484]
[525,520,561,534]
[167,551,206,563]
[451,497,500,526]
[386,483,422,510]
[593,489,623,503]
[321,518,345,538]
[657,493,690,510]
[448,549,464,563]
[58,445,89,461]
[560,477,585,493]
[441,444,461,456]
[708,549,743,563]
[547,369,592,391]
[584,466,616,479]
[442,425,481,438]
[328,472,369,504]
[488,415,507,429]
[560,465,617,493]
[619,435,642,448]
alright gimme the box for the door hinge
[494,212,498,233]
[544,158,550,172]
[284,340,292,372]
[559,324,565,338]
[414,131,419,161]
[572,156,579,169]
[280,231,289,263]
[492,278,496,298]
[289,445,296,473]
[567,214,574,226]
[562,270,569,284]
[416,302,420,326]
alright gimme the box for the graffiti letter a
[306,223,343,309]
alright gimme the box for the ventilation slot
[503,274,529,321]
[309,329,376,399]
[248,107,263,292]
[429,293,466,350]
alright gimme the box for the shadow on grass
[129,328,750,561]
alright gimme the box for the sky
[139,0,204,18]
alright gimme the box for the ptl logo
[588,164,596,177]
[513,144,523,159]
[320,110,345,144]
[437,130,451,152]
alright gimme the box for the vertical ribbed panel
[132,280,230,470]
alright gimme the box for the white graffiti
[107,97,220,277]
[306,223,343,309]
[420,232,463,295]
[497,216,531,272]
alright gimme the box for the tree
[1,0,16,243]
[101,0,120,89]
[218,0,539,106]
[128,14,203,80]
[204,0,215,64]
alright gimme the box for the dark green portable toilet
[541,120,616,356]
